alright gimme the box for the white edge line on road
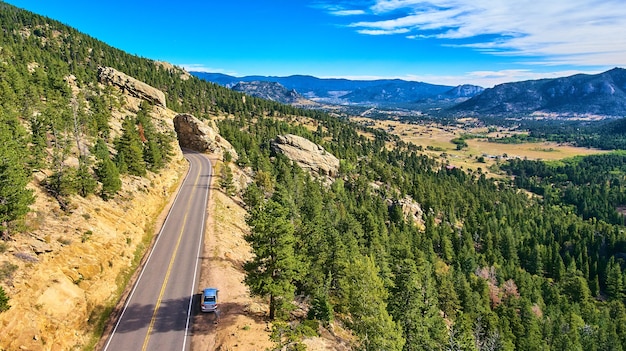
[182,153,211,351]
[102,153,194,351]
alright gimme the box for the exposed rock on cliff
[389,195,425,229]
[98,66,167,108]
[270,134,340,177]
[0,87,184,350]
[173,113,238,161]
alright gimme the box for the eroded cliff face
[388,195,425,230]
[174,113,238,161]
[0,160,186,350]
[0,70,182,350]
[98,66,167,108]
[270,134,340,178]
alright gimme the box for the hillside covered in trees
[2,2,626,350]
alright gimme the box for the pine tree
[92,137,110,161]
[606,257,624,300]
[0,116,34,238]
[244,198,299,320]
[338,255,405,351]
[219,164,236,196]
[114,116,146,176]
[28,115,48,170]
[389,258,447,350]
[95,158,121,200]
[143,138,163,172]
[136,102,165,171]
[75,156,97,197]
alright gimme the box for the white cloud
[370,0,430,14]
[313,2,367,16]
[331,9,366,16]
[334,0,626,67]
[357,28,411,35]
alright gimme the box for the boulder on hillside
[173,113,238,161]
[271,134,339,177]
[388,195,425,228]
[98,66,167,108]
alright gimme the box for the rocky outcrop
[389,195,425,228]
[173,113,238,161]
[270,134,339,177]
[98,66,167,108]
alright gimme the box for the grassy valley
[352,117,608,177]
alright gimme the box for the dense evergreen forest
[528,117,626,150]
[225,112,626,350]
[3,2,626,350]
[480,117,626,151]
[501,153,626,226]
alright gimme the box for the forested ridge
[0,0,323,316]
[0,0,325,223]
[530,117,626,151]
[227,113,626,350]
[2,2,626,350]
[502,152,626,226]
[478,118,626,151]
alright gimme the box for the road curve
[102,150,212,351]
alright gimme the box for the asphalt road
[102,150,211,351]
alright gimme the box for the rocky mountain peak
[452,67,626,117]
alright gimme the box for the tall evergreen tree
[28,115,48,170]
[135,102,165,171]
[339,255,405,351]
[92,137,111,161]
[606,257,624,300]
[219,164,236,196]
[95,158,121,200]
[244,198,299,320]
[114,116,146,176]
[389,258,447,351]
[0,115,34,238]
[75,156,97,197]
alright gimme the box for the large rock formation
[271,134,340,177]
[388,195,425,229]
[173,113,238,160]
[98,66,167,108]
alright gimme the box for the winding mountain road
[102,150,212,351]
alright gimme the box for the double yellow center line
[141,156,203,351]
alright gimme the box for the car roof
[203,288,218,295]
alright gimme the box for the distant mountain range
[191,72,484,109]
[452,68,626,117]
[192,68,626,118]
[231,81,305,105]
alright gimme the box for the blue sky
[5,0,626,87]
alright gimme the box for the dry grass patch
[352,117,608,176]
